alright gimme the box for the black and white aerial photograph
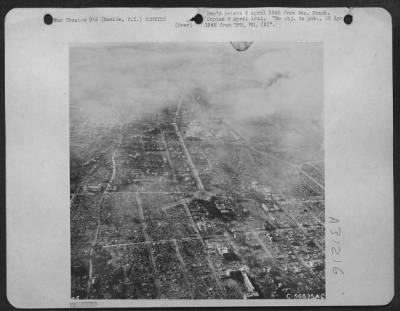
[70,42,325,300]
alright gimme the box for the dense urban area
[71,86,325,299]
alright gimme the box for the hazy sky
[70,42,323,124]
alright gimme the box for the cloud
[70,43,323,125]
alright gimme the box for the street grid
[71,95,325,300]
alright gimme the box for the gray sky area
[70,42,323,124]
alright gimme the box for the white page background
[5,7,393,308]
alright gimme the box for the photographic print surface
[70,43,325,300]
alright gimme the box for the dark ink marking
[190,14,203,24]
[344,14,353,25]
[44,14,53,25]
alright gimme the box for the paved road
[172,122,205,191]
[135,192,161,297]
[172,76,205,191]
[161,130,178,185]
[172,238,195,298]
[86,126,123,298]
[70,164,97,205]
[160,198,191,212]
